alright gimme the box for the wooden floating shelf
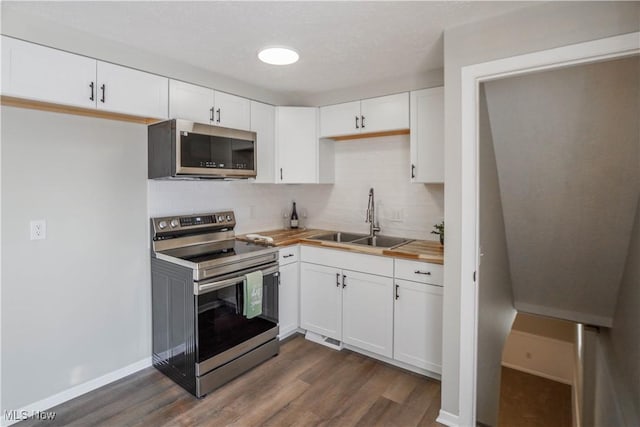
[1,96,162,125]
[327,129,410,141]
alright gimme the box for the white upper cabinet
[169,80,214,124]
[251,100,276,183]
[1,36,168,118]
[275,106,318,184]
[213,91,251,131]
[319,101,361,138]
[168,80,250,130]
[319,92,409,138]
[360,92,409,134]
[410,87,444,184]
[96,61,168,119]
[1,36,96,109]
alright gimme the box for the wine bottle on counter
[290,201,299,229]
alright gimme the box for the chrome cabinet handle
[355,116,359,129]
[414,270,431,275]
[89,82,95,101]
[210,107,214,122]
[336,273,340,287]
[395,284,399,300]
[216,108,221,123]
[361,115,365,128]
[280,168,283,181]
[342,274,347,288]
[283,254,294,258]
[411,164,416,179]
[100,84,106,103]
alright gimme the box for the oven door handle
[195,265,279,295]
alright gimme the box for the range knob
[170,219,180,228]
[158,220,168,230]
[226,215,232,221]
[218,215,225,222]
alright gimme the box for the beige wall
[1,107,150,411]
[476,86,517,426]
[512,313,574,343]
[483,56,639,327]
[607,196,640,423]
[442,1,640,417]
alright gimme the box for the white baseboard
[1,357,152,427]
[436,409,459,426]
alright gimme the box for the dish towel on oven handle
[243,270,263,319]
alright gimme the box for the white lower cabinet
[300,248,393,358]
[300,262,343,340]
[393,278,443,373]
[342,270,393,358]
[299,246,443,375]
[278,246,300,338]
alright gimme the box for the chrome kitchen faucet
[366,188,381,237]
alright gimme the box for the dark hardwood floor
[498,367,572,427]
[19,335,443,426]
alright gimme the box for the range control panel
[152,211,236,236]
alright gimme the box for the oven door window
[180,132,255,171]
[196,273,277,363]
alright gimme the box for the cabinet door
[394,279,443,373]
[342,270,394,358]
[214,91,251,131]
[1,36,96,109]
[251,101,276,183]
[300,263,342,340]
[278,261,299,338]
[410,87,444,183]
[169,80,214,124]
[319,101,361,138]
[97,61,168,118]
[360,92,409,133]
[276,107,318,184]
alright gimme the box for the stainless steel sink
[311,232,369,243]
[350,235,412,249]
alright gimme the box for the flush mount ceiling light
[258,47,299,65]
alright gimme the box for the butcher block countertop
[237,229,444,265]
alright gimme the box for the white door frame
[457,32,639,427]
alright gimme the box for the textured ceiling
[2,1,534,100]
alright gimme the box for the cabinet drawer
[395,259,443,286]
[279,245,299,265]
[300,245,393,277]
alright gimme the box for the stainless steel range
[150,210,280,398]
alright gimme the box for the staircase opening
[498,312,578,427]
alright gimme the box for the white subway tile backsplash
[147,134,443,240]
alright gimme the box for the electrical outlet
[30,220,46,240]
[388,208,405,223]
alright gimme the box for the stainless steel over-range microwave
[148,119,257,179]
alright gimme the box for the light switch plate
[30,220,46,240]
